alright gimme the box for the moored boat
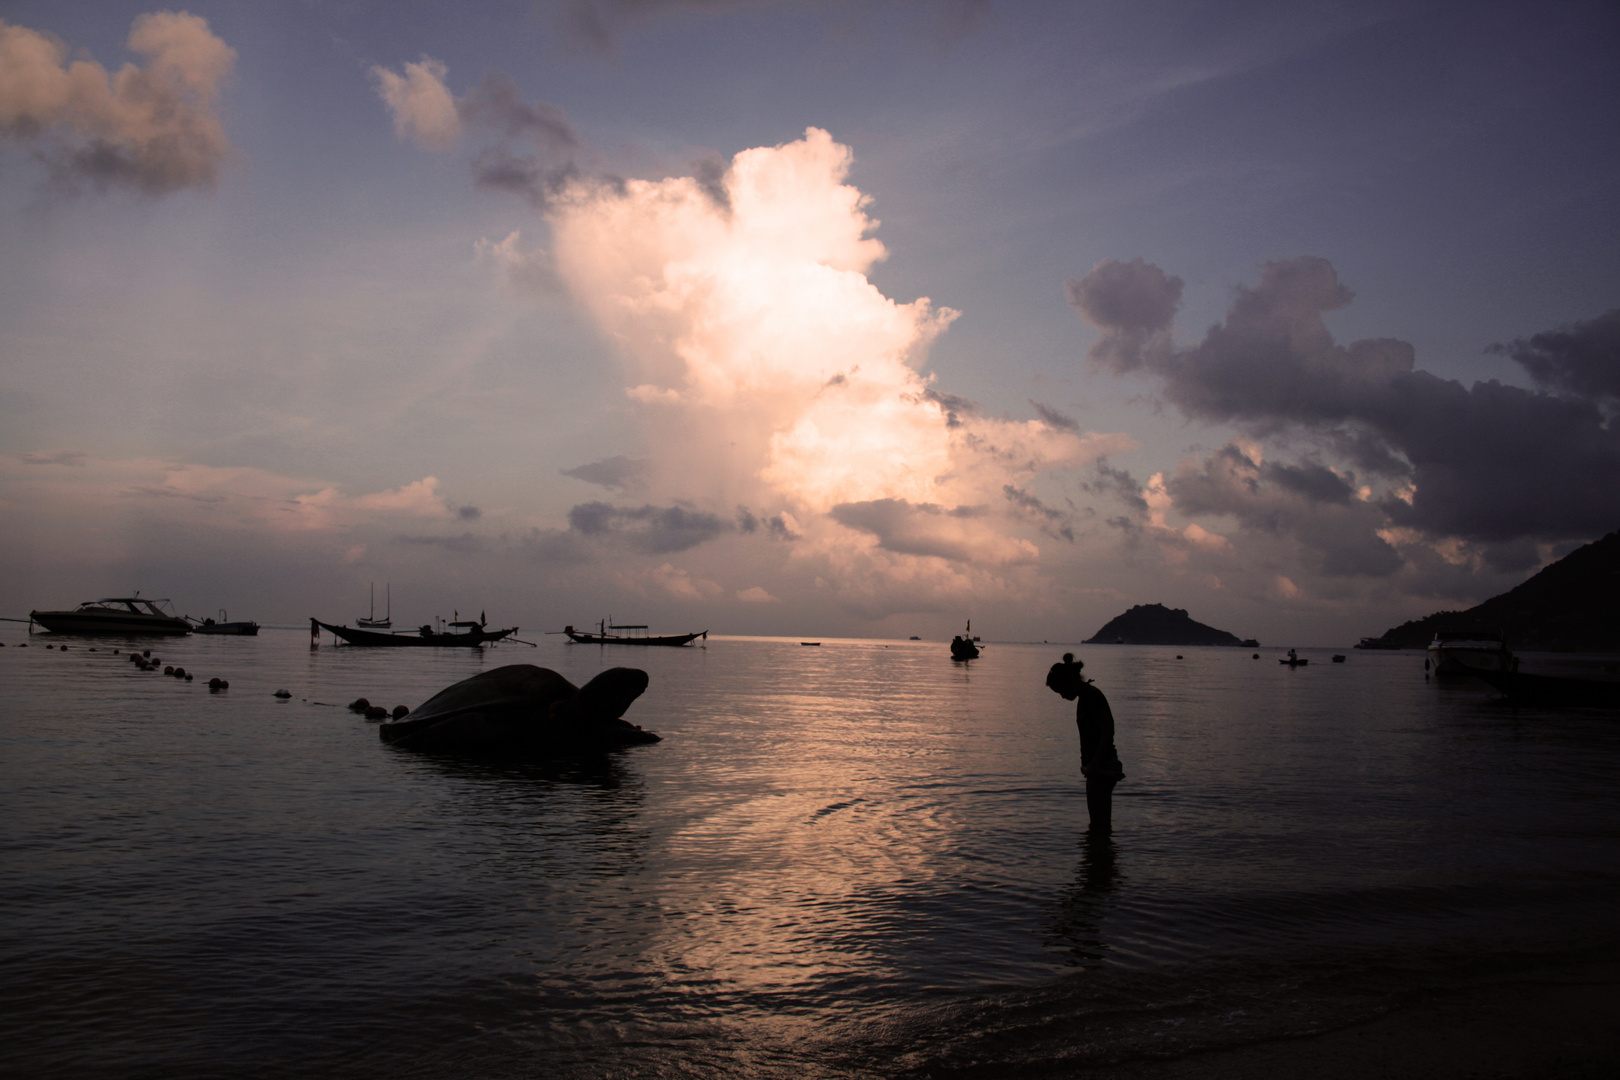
[312,616,516,647]
[189,610,260,636]
[562,620,705,647]
[357,583,391,628]
[1427,632,1516,677]
[30,597,191,635]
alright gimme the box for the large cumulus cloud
[0,12,235,195]
[1069,256,1620,554]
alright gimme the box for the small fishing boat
[312,615,516,648]
[562,620,705,647]
[30,596,191,635]
[357,583,391,629]
[1280,649,1309,667]
[189,610,260,636]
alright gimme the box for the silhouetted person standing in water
[1047,653,1125,833]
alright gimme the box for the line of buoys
[347,695,408,721]
[274,689,292,699]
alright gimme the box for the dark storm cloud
[1070,255,1620,546]
[1081,460,1149,515]
[561,456,648,492]
[457,505,482,520]
[1264,461,1355,505]
[1065,257,1183,374]
[916,387,980,428]
[567,501,729,553]
[1165,444,1402,577]
[1002,485,1074,542]
[457,73,582,207]
[690,150,731,213]
[1491,307,1620,401]
[1030,401,1078,431]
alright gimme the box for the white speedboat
[1428,632,1516,676]
[30,597,192,636]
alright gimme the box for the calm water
[2,629,1618,1077]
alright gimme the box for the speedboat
[1428,632,1516,676]
[30,597,191,635]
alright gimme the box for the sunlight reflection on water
[2,631,1618,1076]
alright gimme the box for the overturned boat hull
[379,664,659,753]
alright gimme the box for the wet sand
[1099,959,1620,1080]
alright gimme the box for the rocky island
[1359,529,1620,652]
[1083,603,1257,647]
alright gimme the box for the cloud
[567,501,730,553]
[371,58,581,207]
[736,585,779,603]
[457,504,482,520]
[1491,307,1620,402]
[19,450,86,466]
[1164,443,1402,576]
[546,128,1128,616]
[371,56,460,150]
[561,455,647,491]
[1071,255,1620,549]
[829,498,1039,565]
[0,12,235,194]
[618,561,724,600]
[1065,257,1183,374]
[476,231,561,296]
[1029,400,1078,431]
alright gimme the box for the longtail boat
[312,617,516,647]
[562,620,705,647]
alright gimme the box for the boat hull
[563,630,704,647]
[192,621,260,636]
[313,619,515,647]
[29,610,191,635]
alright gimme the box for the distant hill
[1084,603,1252,647]
[1363,529,1620,651]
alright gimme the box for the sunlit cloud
[0,12,235,194]
[545,127,1131,615]
[371,56,460,150]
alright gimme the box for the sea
[2,627,1618,1078]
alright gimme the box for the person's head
[1064,652,1082,669]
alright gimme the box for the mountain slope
[1367,529,1620,650]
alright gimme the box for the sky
[1,0,1616,645]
